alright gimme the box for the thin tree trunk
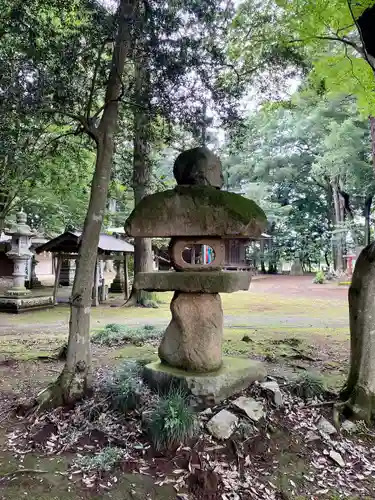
[260,239,266,273]
[331,180,344,272]
[125,25,154,307]
[369,115,375,238]
[364,195,372,246]
[36,0,136,409]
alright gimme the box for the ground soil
[0,275,356,499]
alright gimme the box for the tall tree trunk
[364,195,373,246]
[125,23,154,307]
[331,180,344,272]
[341,243,375,422]
[36,0,136,409]
[369,116,375,239]
[260,239,266,273]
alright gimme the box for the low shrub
[147,389,197,451]
[313,270,325,284]
[101,360,146,412]
[291,373,325,400]
[91,323,163,346]
[75,447,123,472]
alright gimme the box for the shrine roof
[35,231,134,255]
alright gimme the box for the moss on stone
[174,186,266,224]
[125,185,266,237]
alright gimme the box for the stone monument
[0,211,54,313]
[125,147,267,405]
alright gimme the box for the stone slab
[143,357,266,407]
[0,295,54,313]
[134,271,252,293]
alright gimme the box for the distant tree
[2,0,139,408]
[226,91,374,270]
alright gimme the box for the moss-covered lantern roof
[125,185,266,238]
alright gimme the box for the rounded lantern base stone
[143,357,266,407]
[159,291,223,372]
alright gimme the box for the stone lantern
[5,211,33,296]
[125,147,267,405]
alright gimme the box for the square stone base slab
[0,295,54,313]
[143,357,266,407]
[135,271,252,293]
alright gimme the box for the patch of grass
[147,389,197,451]
[112,344,158,361]
[101,360,146,412]
[313,270,325,284]
[291,372,326,400]
[91,323,164,347]
[75,447,123,472]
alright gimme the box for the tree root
[17,369,91,416]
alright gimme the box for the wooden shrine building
[35,230,134,306]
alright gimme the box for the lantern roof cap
[5,210,34,237]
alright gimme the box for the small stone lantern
[5,211,33,296]
[125,147,267,405]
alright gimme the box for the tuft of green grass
[147,389,197,451]
[75,447,123,472]
[101,360,145,412]
[313,270,325,284]
[91,323,164,346]
[291,373,326,400]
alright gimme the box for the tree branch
[41,109,99,142]
[346,0,375,71]
[86,41,108,120]
[289,35,363,54]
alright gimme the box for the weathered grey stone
[173,147,224,188]
[159,292,223,372]
[232,396,265,422]
[134,271,252,293]
[125,186,266,238]
[341,420,357,433]
[143,357,266,407]
[317,416,337,435]
[305,430,320,442]
[200,407,213,416]
[207,409,238,440]
[0,294,54,313]
[329,450,345,467]
[260,380,283,407]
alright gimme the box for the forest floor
[1,275,372,499]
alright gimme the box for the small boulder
[241,335,253,343]
[305,430,320,442]
[341,420,357,433]
[233,396,265,422]
[317,416,337,435]
[329,450,345,467]
[207,409,238,440]
[173,147,224,188]
[260,380,283,407]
